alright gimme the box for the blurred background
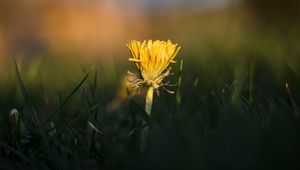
[0,0,300,89]
[1,0,300,61]
[1,0,300,96]
[0,0,231,61]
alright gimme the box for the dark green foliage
[1,48,300,170]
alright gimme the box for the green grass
[1,42,300,170]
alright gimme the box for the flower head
[126,39,180,96]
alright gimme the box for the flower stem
[145,86,154,115]
[140,86,154,152]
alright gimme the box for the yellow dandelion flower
[127,39,180,90]
[126,39,181,115]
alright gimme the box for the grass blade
[15,60,40,126]
[0,143,34,166]
[42,67,93,126]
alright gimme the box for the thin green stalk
[249,56,254,106]
[176,59,184,106]
[42,68,92,127]
[285,82,299,117]
[15,60,40,127]
[140,86,154,152]
[145,86,154,116]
